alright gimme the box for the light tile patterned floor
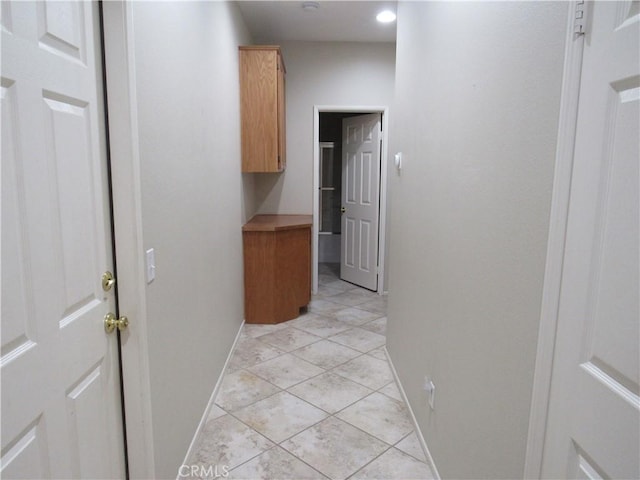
[187,264,434,480]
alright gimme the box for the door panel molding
[340,113,381,290]
[1,1,125,477]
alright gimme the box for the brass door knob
[104,313,129,333]
[102,271,116,292]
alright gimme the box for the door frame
[101,3,156,478]
[312,105,389,295]
[524,2,586,477]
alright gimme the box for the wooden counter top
[243,214,313,232]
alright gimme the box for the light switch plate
[146,248,156,284]
[394,152,403,171]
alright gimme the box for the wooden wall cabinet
[243,215,312,324]
[239,46,286,173]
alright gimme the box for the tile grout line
[284,382,372,417]
[208,268,395,479]
[226,349,394,416]
[222,365,394,473]
[227,444,332,480]
[393,430,431,464]
[219,381,422,480]
[344,444,394,480]
[275,413,396,479]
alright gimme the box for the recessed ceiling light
[376,10,396,23]
[302,1,319,12]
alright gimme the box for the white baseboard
[384,346,441,480]
[177,320,245,479]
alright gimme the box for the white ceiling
[235,1,398,43]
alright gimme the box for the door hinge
[574,1,586,36]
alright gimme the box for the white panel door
[541,2,639,478]
[341,113,382,291]
[1,2,126,478]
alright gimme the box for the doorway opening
[312,106,389,296]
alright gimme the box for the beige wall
[130,2,252,477]
[253,41,396,215]
[386,2,567,478]
[252,41,395,290]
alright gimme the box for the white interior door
[541,2,639,478]
[340,113,382,291]
[1,1,126,478]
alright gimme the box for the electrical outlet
[424,377,435,410]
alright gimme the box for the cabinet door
[240,47,284,173]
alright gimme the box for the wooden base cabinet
[243,215,312,324]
